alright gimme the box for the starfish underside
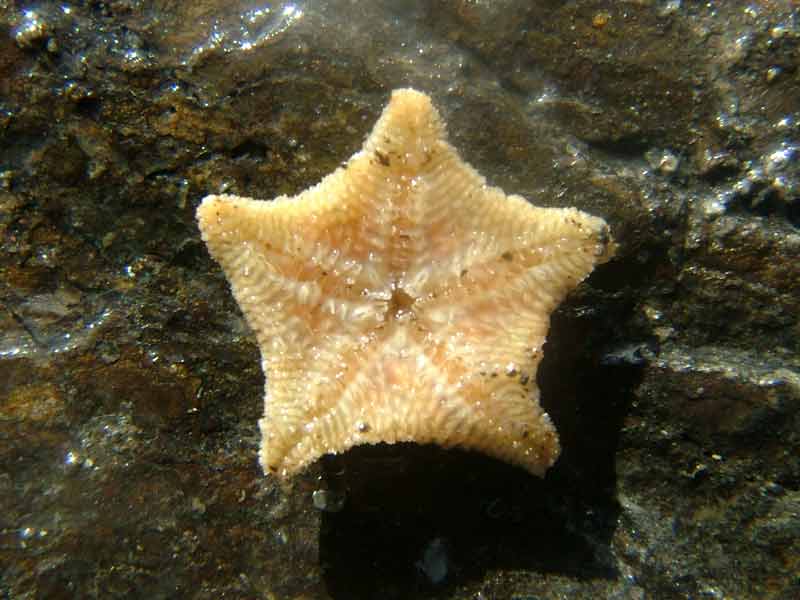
[197,89,614,478]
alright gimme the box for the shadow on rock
[318,440,620,600]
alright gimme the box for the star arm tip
[197,193,254,234]
[363,89,446,170]
[197,192,260,216]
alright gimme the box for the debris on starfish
[197,88,615,478]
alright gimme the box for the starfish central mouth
[386,286,416,321]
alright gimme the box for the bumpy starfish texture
[197,88,614,478]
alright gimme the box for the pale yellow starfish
[197,89,615,478]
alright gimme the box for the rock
[1,1,797,599]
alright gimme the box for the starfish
[197,89,614,479]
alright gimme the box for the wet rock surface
[1,1,798,599]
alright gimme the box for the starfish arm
[413,201,612,366]
[266,325,560,477]
[392,137,612,376]
[398,139,613,299]
[197,149,401,294]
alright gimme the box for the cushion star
[197,88,615,479]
